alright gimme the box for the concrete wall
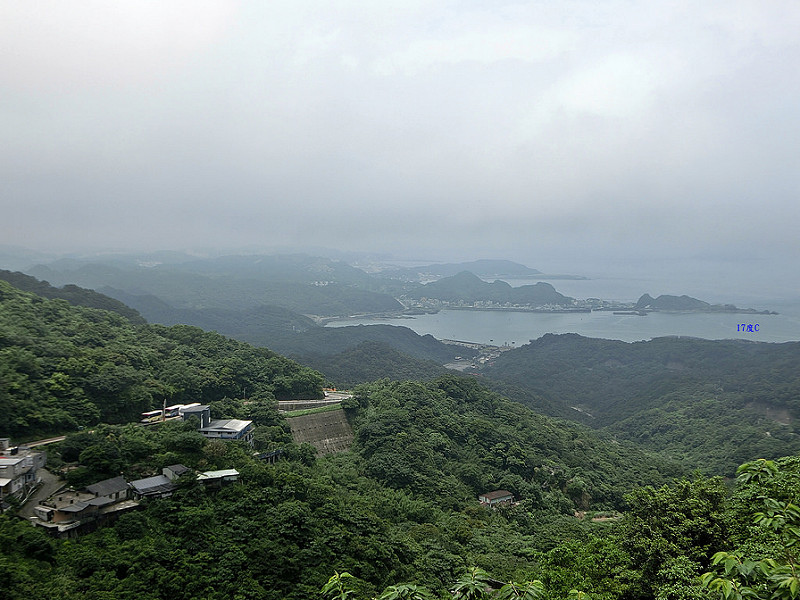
[287,409,353,456]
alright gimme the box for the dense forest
[0,269,146,324]
[484,333,800,475]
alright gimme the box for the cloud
[0,0,798,273]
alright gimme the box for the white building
[0,438,46,502]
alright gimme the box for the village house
[163,464,191,481]
[478,490,515,507]
[197,469,240,489]
[32,476,139,538]
[180,405,254,445]
[129,474,176,500]
[0,438,46,505]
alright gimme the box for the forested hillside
[0,280,323,439]
[483,333,800,474]
[2,269,468,391]
[0,269,145,324]
[1,376,690,600]
[5,373,799,600]
[300,341,451,387]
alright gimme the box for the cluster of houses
[30,464,240,538]
[2,401,257,537]
[0,438,46,507]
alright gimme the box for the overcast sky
[2,1,799,275]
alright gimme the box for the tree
[495,580,545,600]
[451,567,493,599]
[322,571,357,600]
[701,459,800,600]
[376,583,436,600]
[618,475,729,598]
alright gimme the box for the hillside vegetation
[0,280,323,439]
[0,269,145,324]
[6,372,800,600]
[300,341,452,388]
[1,375,691,600]
[483,333,800,474]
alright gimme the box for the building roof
[130,475,175,496]
[59,502,93,513]
[87,496,116,507]
[164,464,190,476]
[200,419,252,434]
[480,490,514,501]
[86,476,128,497]
[197,469,240,481]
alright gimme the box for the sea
[326,266,800,345]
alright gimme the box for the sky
[2,1,799,281]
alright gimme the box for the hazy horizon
[2,2,799,298]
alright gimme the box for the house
[197,469,239,488]
[32,484,139,538]
[86,475,129,502]
[129,475,175,500]
[163,464,191,481]
[478,490,515,507]
[200,419,254,445]
[180,406,255,446]
[0,438,46,503]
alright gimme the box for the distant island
[403,271,586,312]
[634,293,778,314]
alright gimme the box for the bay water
[327,267,800,344]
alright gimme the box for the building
[179,405,255,446]
[32,477,139,538]
[478,490,515,507]
[0,438,46,503]
[200,419,254,445]
[85,475,129,502]
[163,464,191,481]
[197,469,239,488]
[180,404,212,428]
[129,474,176,500]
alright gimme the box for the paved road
[18,468,63,519]
[23,436,66,448]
